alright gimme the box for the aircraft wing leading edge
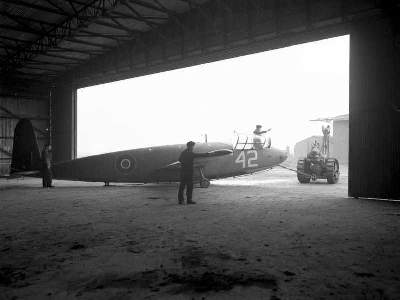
[159,149,233,171]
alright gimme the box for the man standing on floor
[178,141,209,205]
[41,144,53,188]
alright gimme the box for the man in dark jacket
[41,144,53,188]
[178,141,209,204]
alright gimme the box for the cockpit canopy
[233,131,271,150]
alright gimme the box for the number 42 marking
[235,150,258,168]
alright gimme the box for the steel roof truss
[1,0,120,72]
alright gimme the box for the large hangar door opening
[77,35,349,177]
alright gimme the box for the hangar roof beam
[152,0,187,31]
[42,0,73,15]
[0,11,55,28]
[47,46,105,56]
[63,37,115,49]
[5,0,69,16]
[1,0,120,73]
[121,1,169,43]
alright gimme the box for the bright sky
[77,35,349,157]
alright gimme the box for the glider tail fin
[10,119,41,174]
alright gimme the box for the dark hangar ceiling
[0,0,208,93]
[1,0,399,97]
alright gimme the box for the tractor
[297,124,340,184]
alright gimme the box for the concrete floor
[0,169,399,299]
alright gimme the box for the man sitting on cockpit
[253,124,267,136]
[253,125,269,150]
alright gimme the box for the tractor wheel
[326,159,340,184]
[297,159,310,184]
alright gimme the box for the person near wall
[41,144,53,188]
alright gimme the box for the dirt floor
[1,167,399,300]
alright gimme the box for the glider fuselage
[52,142,287,183]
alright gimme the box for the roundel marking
[120,158,131,169]
[116,155,136,174]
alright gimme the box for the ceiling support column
[349,16,400,199]
[52,77,77,162]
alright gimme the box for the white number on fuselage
[247,150,258,167]
[235,150,258,168]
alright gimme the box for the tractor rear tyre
[326,158,340,184]
[297,159,310,184]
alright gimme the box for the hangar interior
[1,0,400,199]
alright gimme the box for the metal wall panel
[349,17,400,199]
